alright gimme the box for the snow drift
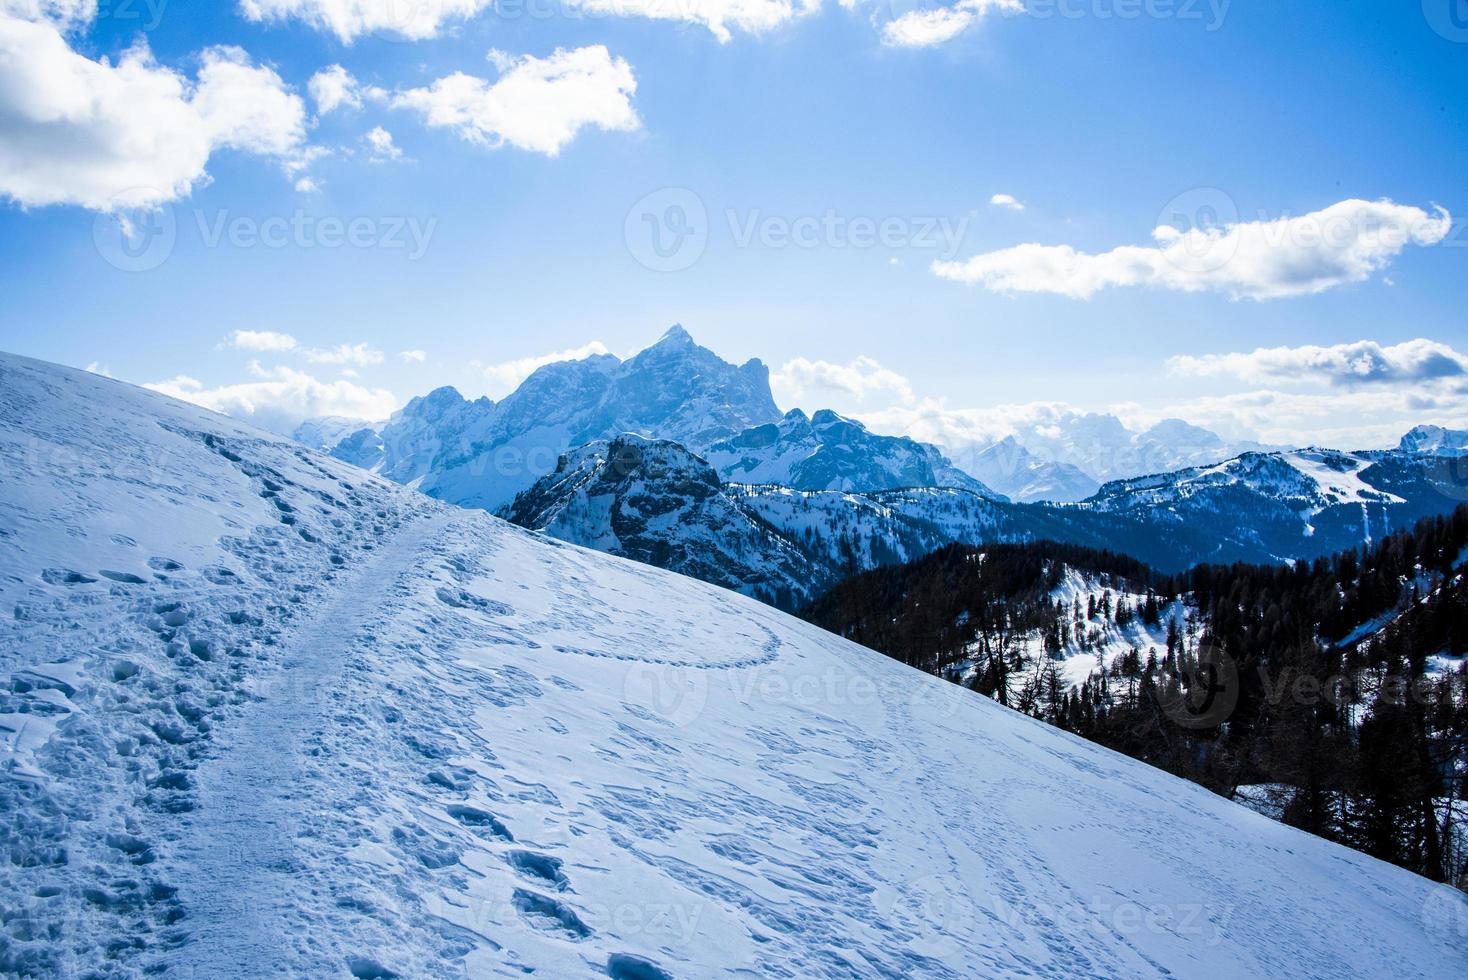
[0,352,1464,978]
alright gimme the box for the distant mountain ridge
[702,407,1000,497]
[319,325,784,510]
[312,326,1002,509]
[504,435,1468,603]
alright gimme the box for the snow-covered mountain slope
[327,326,781,512]
[1401,424,1468,457]
[505,442,1233,592]
[1081,447,1466,562]
[703,409,999,498]
[959,436,1100,503]
[501,435,826,608]
[5,352,1465,978]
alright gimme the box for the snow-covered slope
[326,326,781,512]
[502,435,826,608]
[2,352,1465,978]
[703,409,999,498]
[1081,447,1464,562]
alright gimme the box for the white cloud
[773,356,915,406]
[84,360,112,377]
[239,0,493,42]
[295,176,320,193]
[307,64,384,114]
[399,349,427,363]
[990,192,1024,211]
[563,0,819,43]
[364,125,402,161]
[228,329,299,352]
[303,342,384,367]
[1133,388,1468,451]
[481,341,612,392]
[1168,339,1468,388]
[932,198,1452,301]
[882,0,1020,48]
[225,332,388,367]
[0,0,96,27]
[0,14,311,211]
[146,364,397,435]
[393,46,639,157]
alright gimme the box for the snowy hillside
[501,435,826,608]
[702,409,997,497]
[1083,447,1465,561]
[2,352,1466,978]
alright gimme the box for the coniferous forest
[804,507,1468,886]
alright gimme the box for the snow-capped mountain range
[317,326,784,510]
[501,429,1468,608]
[4,351,1464,978]
[290,326,1468,600]
[300,326,1265,507]
[930,412,1272,500]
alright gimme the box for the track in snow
[170,512,455,976]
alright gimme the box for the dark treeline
[803,507,1468,887]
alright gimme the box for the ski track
[170,511,456,976]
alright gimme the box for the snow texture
[2,352,1466,978]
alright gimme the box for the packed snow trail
[2,352,1467,979]
[169,511,455,976]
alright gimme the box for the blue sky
[1,0,1466,451]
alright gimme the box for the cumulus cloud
[1,0,96,28]
[239,0,493,42]
[399,349,427,363]
[990,193,1024,211]
[480,341,613,392]
[1168,339,1468,388]
[0,13,311,211]
[563,0,818,43]
[1133,388,1468,452]
[393,46,639,156]
[303,343,385,367]
[882,0,1020,48]
[772,356,915,406]
[228,329,299,352]
[364,126,402,161]
[223,332,387,367]
[932,199,1452,301]
[308,64,384,114]
[145,365,396,435]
